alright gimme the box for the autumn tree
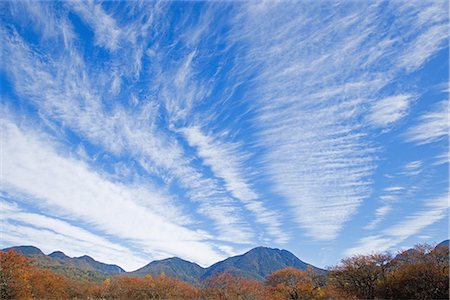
[387,244,449,299]
[104,276,153,299]
[102,274,199,299]
[152,273,199,299]
[28,268,68,299]
[202,272,268,300]
[0,250,33,299]
[327,253,392,299]
[266,267,325,300]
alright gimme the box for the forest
[1,243,448,299]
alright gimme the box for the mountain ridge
[5,241,447,283]
[3,245,324,283]
[2,245,125,282]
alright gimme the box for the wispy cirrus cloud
[365,184,407,230]
[68,1,122,51]
[0,200,147,270]
[0,14,254,244]
[365,205,393,230]
[401,160,423,176]
[366,95,414,128]
[224,0,448,241]
[181,126,288,243]
[1,117,226,267]
[405,100,449,145]
[347,193,449,255]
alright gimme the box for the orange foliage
[103,274,199,299]
[328,245,449,300]
[0,251,71,299]
[203,272,268,300]
[266,267,325,300]
[328,253,392,299]
[0,250,33,299]
[387,244,449,299]
[28,268,67,299]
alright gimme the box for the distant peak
[2,245,44,255]
[437,239,449,247]
[151,256,199,266]
[162,257,183,261]
[49,251,69,259]
[77,255,94,260]
[251,246,276,250]
[246,246,284,253]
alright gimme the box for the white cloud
[365,205,392,230]
[181,126,288,243]
[0,200,147,271]
[366,184,407,230]
[433,152,449,166]
[0,24,254,245]
[347,193,449,256]
[367,95,414,127]
[399,24,448,72]
[1,118,226,267]
[386,195,449,239]
[404,160,422,170]
[345,235,398,256]
[227,1,447,241]
[68,1,121,51]
[400,160,423,176]
[384,186,404,192]
[405,100,449,144]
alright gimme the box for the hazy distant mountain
[3,245,45,256]
[76,255,125,274]
[130,246,326,283]
[130,257,204,284]
[48,250,71,260]
[436,239,449,247]
[3,246,124,282]
[48,251,125,274]
[3,245,325,283]
[202,246,325,281]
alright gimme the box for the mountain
[75,255,125,274]
[3,245,325,283]
[3,245,45,256]
[48,250,124,274]
[129,247,325,283]
[130,257,204,284]
[48,250,124,273]
[49,250,71,260]
[3,246,124,282]
[201,246,325,281]
[436,239,449,248]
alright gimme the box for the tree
[202,272,267,300]
[28,268,68,299]
[0,250,33,299]
[266,267,325,300]
[387,244,449,299]
[327,253,392,299]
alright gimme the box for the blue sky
[0,1,448,271]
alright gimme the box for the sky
[0,1,448,272]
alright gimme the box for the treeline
[1,243,448,299]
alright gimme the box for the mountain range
[2,245,125,282]
[3,245,324,284]
[5,241,447,284]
